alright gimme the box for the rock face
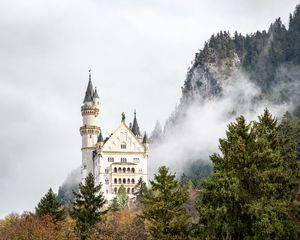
[181,49,241,105]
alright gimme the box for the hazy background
[0,0,298,217]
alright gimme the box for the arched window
[114,187,117,193]
[127,188,130,194]
[114,167,117,173]
[127,167,130,173]
[131,168,135,173]
[121,142,126,149]
[118,167,122,173]
[114,178,117,184]
[119,178,122,184]
[131,179,135,184]
[105,179,109,185]
[127,178,130,184]
[131,188,134,194]
[123,167,126,173]
[123,178,126,184]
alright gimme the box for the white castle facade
[80,71,148,201]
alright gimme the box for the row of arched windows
[114,187,134,194]
[114,178,135,184]
[113,167,135,173]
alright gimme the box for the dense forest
[183,5,300,115]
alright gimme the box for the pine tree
[141,166,190,240]
[134,177,149,203]
[196,110,299,239]
[35,188,65,221]
[72,173,107,240]
[112,185,128,211]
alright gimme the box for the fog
[149,72,293,177]
[0,0,299,217]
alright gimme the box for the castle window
[121,158,127,163]
[114,167,117,173]
[132,179,135,184]
[131,168,135,173]
[131,188,134,194]
[123,167,126,173]
[118,167,122,173]
[105,179,109,185]
[119,178,122,184]
[127,188,130,194]
[121,142,126,149]
[114,187,117,193]
[133,158,140,163]
[105,168,109,174]
[114,178,117,184]
[127,178,130,184]
[127,167,130,173]
[108,157,114,162]
[123,178,126,184]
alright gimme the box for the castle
[80,70,149,201]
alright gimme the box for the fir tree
[141,166,190,240]
[196,110,299,239]
[134,177,149,203]
[35,188,65,221]
[72,173,107,240]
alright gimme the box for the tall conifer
[142,166,190,240]
[72,173,107,240]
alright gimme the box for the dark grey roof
[142,132,148,144]
[131,110,141,136]
[93,87,99,99]
[83,71,94,103]
[97,132,104,142]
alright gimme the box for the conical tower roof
[97,132,104,142]
[142,132,148,144]
[93,87,99,99]
[83,69,94,103]
[131,110,141,136]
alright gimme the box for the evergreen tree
[72,173,107,240]
[112,185,128,211]
[179,173,189,190]
[134,177,149,203]
[142,166,190,240]
[35,188,65,221]
[196,110,299,239]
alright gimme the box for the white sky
[0,0,299,217]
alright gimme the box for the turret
[143,132,149,155]
[80,69,101,180]
[131,110,141,136]
[96,132,104,148]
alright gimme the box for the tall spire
[142,132,148,144]
[131,109,141,136]
[83,69,94,103]
[93,87,99,99]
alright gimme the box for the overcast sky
[0,0,299,217]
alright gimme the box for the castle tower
[80,69,101,180]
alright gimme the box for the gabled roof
[102,121,144,152]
